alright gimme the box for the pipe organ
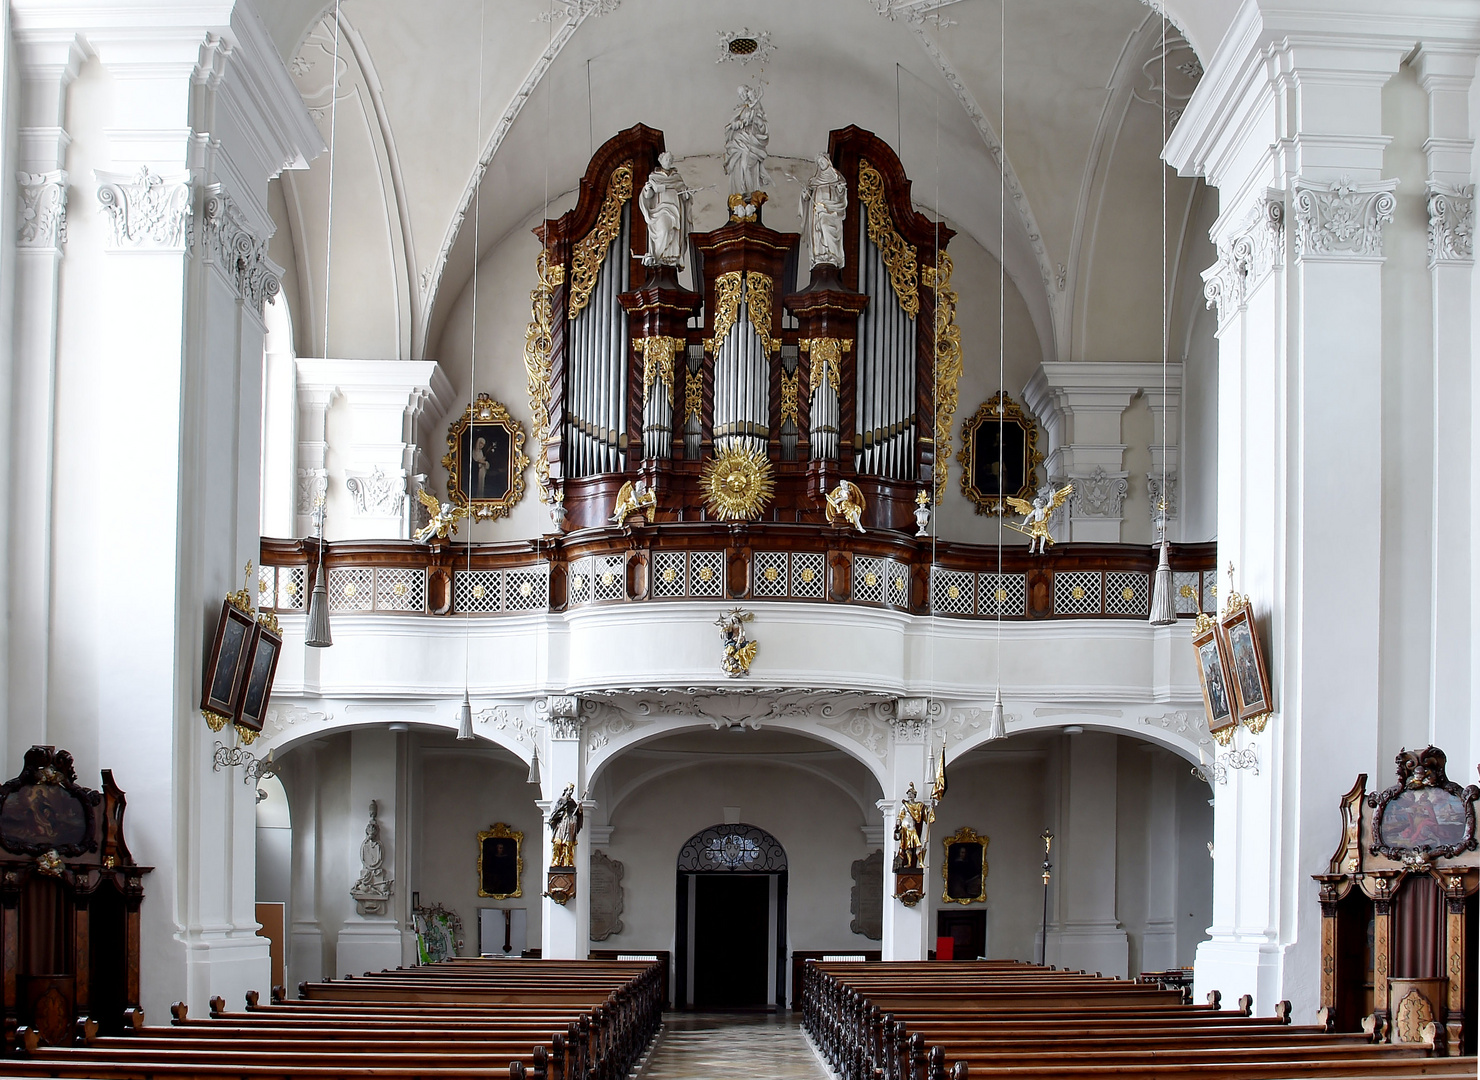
[524,123,958,531]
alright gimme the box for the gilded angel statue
[611,479,657,526]
[414,488,469,543]
[824,480,866,533]
[1004,483,1073,555]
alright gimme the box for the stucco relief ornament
[201,190,282,311]
[1072,468,1128,518]
[716,608,758,678]
[96,166,192,250]
[1427,183,1475,266]
[17,170,67,249]
[346,467,405,517]
[350,801,392,916]
[1293,175,1397,258]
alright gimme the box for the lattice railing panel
[1105,571,1148,616]
[1054,571,1103,615]
[791,553,825,599]
[978,573,1026,617]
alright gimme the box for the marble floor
[638,1012,835,1080]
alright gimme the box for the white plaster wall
[414,743,545,955]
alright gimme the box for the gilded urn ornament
[701,444,775,521]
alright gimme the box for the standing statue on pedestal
[351,800,393,915]
[800,153,847,269]
[638,152,693,268]
[724,85,772,217]
[548,782,584,868]
[892,782,935,873]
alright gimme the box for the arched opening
[675,823,788,1011]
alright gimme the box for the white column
[294,373,334,538]
[1415,46,1479,765]
[1141,750,1179,973]
[7,29,81,774]
[284,744,324,988]
[879,701,933,961]
[1045,731,1127,977]
[336,727,402,976]
[9,0,321,1020]
[1167,10,1415,1017]
[539,696,590,960]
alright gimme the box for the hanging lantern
[1149,538,1176,626]
[305,563,333,648]
[985,687,1007,741]
[455,691,475,741]
[526,745,541,785]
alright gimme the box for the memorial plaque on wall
[590,850,625,941]
[850,850,883,940]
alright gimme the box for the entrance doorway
[937,909,986,961]
[675,824,787,1009]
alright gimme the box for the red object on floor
[935,937,954,961]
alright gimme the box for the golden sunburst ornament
[701,444,775,521]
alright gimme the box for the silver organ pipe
[855,228,916,480]
[564,206,630,477]
[712,291,769,456]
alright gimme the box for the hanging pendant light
[305,498,333,648]
[526,745,541,785]
[986,686,1006,742]
[455,690,475,741]
[1146,11,1177,629]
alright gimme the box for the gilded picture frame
[1219,598,1272,730]
[941,826,989,905]
[957,393,1042,515]
[201,600,256,731]
[1193,614,1238,742]
[477,822,524,899]
[234,618,282,737]
[442,394,530,521]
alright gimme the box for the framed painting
[956,393,1042,515]
[1368,746,1479,862]
[234,619,283,736]
[1220,599,1272,727]
[441,394,530,521]
[1192,615,1238,742]
[202,600,256,731]
[477,822,524,899]
[941,826,989,905]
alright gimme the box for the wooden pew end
[169,1001,187,1024]
[1206,989,1221,1010]
[1421,1021,1447,1056]
[1237,993,1253,1016]
[1362,1012,1388,1043]
[510,1060,528,1080]
[209,995,225,1016]
[949,1061,969,1080]
[298,980,310,999]
[15,1025,39,1054]
[245,989,259,1010]
[1274,999,1292,1024]
[532,1043,548,1080]
[75,1014,98,1045]
[1316,1005,1334,1032]
[122,1006,144,1030]
[271,984,286,1004]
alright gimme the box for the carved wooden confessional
[523,123,959,532]
[0,746,149,1049]
[1315,745,1478,1055]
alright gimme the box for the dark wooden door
[693,875,769,1007]
[937,910,985,961]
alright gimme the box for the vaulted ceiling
[259,0,1218,367]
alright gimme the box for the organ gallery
[1,0,1478,1075]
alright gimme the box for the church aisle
[639,1012,835,1080]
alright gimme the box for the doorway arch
[675,823,787,1010]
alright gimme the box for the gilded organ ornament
[824,480,867,533]
[700,444,775,521]
[857,159,919,318]
[522,249,563,500]
[611,479,657,525]
[639,336,683,405]
[800,337,848,398]
[706,271,780,355]
[567,161,633,319]
[924,253,962,504]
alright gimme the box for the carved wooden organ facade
[1315,746,1478,1055]
[523,124,960,531]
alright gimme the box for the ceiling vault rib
[417,10,591,360]
[908,23,1061,361]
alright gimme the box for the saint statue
[638,152,693,268]
[548,782,584,868]
[893,782,935,872]
[801,153,847,269]
[724,85,772,198]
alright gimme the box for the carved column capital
[541,695,587,740]
[95,166,193,251]
[1069,467,1129,519]
[17,170,67,251]
[1427,183,1474,267]
[1202,191,1285,327]
[1293,175,1397,259]
[201,187,283,312]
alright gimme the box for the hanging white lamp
[305,499,332,648]
[526,745,541,785]
[1147,11,1177,628]
[985,687,1007,742]
[455,690,475,741]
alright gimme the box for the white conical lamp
[1149,538,1177,626]
[455,691,474,741]
[305,562,333,648]
[526,745,541,785]
[985,687,1007,742]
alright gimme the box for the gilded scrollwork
[706,271,744,352]
[522,248,564,500]
[639,336,683,406]
[567,161,633,318]
[923,253,962,503]
[800,337,848,399]
[858,159,919,318]
[744,271,781,355]
[705,270,780,356]
[685,365,704,424]
[779,366,801,428]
